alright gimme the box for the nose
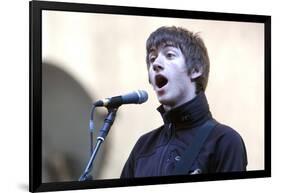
[152,55,164,72]
[153,63,163,72]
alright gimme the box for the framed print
[29,0,271,192]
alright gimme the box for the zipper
[157,123,174,176]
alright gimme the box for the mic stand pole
[79,108,118,181]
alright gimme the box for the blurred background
[42,10,264,182]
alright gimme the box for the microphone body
[94,90,148,108]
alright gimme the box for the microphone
[94,90,148,108]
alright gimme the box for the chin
[157,97,175,108]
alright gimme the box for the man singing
[121,26,247,177]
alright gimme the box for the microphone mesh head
[136,90,148,104]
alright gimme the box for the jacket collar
[157,92,212,129]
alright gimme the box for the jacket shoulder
[210,121,244,142]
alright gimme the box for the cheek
[148,70,154,85]
[173,73,190,89]
[170,69,187,82]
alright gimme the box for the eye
[149,55,156,64]
[166,52,176,59]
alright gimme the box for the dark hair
[146,26,210,93]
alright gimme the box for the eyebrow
[148,44,177,54]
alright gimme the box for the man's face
[148,45,197,111]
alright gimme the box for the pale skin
[148,45,202,111]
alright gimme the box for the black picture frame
[29,0,271,192]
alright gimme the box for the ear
[190,67,203,79]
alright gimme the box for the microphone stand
[79,108,118,181]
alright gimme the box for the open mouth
[155,74,168,89]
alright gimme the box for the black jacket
[121,92,247,178]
